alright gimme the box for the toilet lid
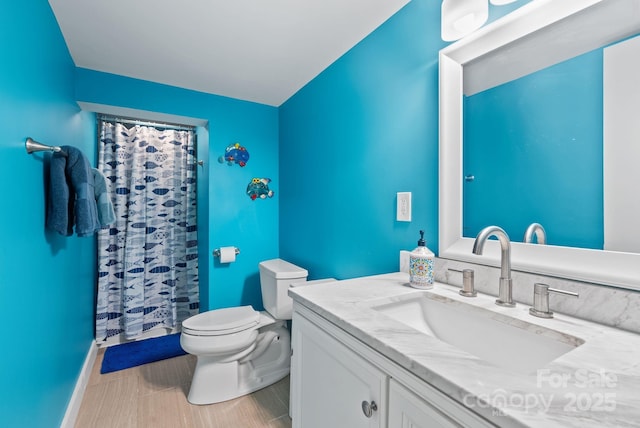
[182,305,260,336]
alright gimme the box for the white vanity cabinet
[290,308,387,428]
[388,380,461,428]
[291,304,496,428]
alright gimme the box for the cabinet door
[388,380,461,428]
[291,311,387,428]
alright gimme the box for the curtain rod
[97,114,196,132]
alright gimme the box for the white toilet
[180,258,317,405]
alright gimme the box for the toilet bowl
[181,306,261,362]
[180,258,333,405]
[181,308,290,404]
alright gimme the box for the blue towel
[92,168,116,227]
[46,149,73,236]
[46,146,101,237]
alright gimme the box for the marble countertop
[288,272,640,428]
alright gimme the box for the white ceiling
[49,0,410,107]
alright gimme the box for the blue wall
[464,49,603,249]
[277,0,526,280]
[279,0,442,280]
[75,69,280,312]
[0,1,96,427]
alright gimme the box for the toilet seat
[182,305,260,336]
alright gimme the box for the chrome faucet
[524,222,546,244]
[472,226,515,307]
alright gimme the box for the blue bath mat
[101,333,187,374]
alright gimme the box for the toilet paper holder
[213,247,241,258]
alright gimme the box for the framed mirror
[439,0,640,290]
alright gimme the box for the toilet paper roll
[219,246,236,263]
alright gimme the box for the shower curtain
[95,119,199,341]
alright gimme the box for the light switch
[396,192,412,222]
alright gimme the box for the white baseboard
[60,340,98,428]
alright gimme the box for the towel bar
[25,137,63,154]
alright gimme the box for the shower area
[95,115,200,344]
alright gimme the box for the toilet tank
[259,258,308,320]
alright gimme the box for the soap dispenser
[409,230,434,289]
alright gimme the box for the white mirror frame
[439,0,640,290]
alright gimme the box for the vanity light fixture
[441,0,519,42]
[441,0,488,42]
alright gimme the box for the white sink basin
[371,292,584,375]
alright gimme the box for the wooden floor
[75,348,292,428]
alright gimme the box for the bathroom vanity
[288,2,640,426]
[288,273,640,427]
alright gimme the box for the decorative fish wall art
[246,178,274,200]
[218,142,249,167]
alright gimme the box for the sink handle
[548,287,579,298]
[529,283,579,318]
[448,268,477,297]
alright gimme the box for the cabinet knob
[361,400,378,418]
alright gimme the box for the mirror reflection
[463,34,639,253]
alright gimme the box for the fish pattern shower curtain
[95,120,199,341]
